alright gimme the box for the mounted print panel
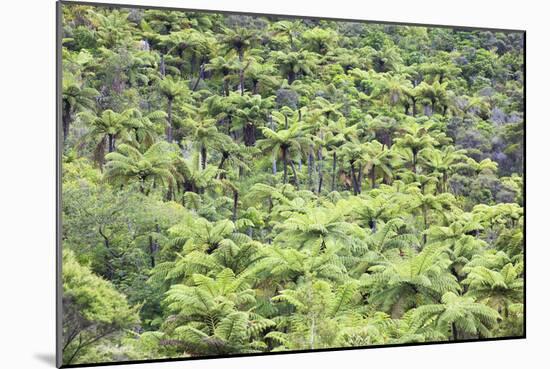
[57,1,525,367]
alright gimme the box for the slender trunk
[139,177,146,194]
[350,162,359,195]
[412,151,417,174]
[148,234,156,268]
[451,322,458,341]
[422,205,428,245]
[289,160,300,189]
[238,49,245,94]
[288,70,296,84]
[308,149,314,189]
[239,69,245,95]
[107,134,115,153]
[62,104,71,142]
[272,158,277,175]
[331,151,337,192]
[218,152,228,173]
[370,164,376,189]
[223,76,229,97]
[190,52,196,77]
[357,164,363,194]
[192,62,204,91]
[244,123,255,146]
[412,97,417,116]
[201,145,207,170]
[160,54,166,77]
[317,148,323,194]
[166,98,173,143]
[282,148,288,184]
[232,191,239,222]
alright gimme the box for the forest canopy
[60,3,524,366]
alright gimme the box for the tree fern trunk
[370,164,376,189]
[331,151,337,192]
[282,148,288,184]
[350,162,359,195]
[244,123,256,146]
[108,134,115,153]
[451,322,458,340]
[62,104,71,142]
[317,149,323,194]
[201,145,207,170]
[290,160,300,189]
[423,205,428,245]
[288,70,296,85]
[167,98,173,143]
[308,148,314,190]
[232,190,239,222]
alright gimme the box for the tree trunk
[350,162,359,195]
[238,49,245,94]
[451,322,458,341]
[166,98,173,143]
[201,145,207,170]
[148,229,158,268]
[218,152,229,174]
[62,104,71,142]
[308,149,314,190]
[108,134,115,153]
[223,77,229,97]
[422,205,428,245]
[239,68,245,95]
[282,148,288,184]
[288,70,296,84]
[370,164,376,189]
[232,191,239,222]
[160,54,166,77]
[192,62,204,91]
[357,164,363,194]
[244,123,256,146]
[290,160,300,189]
[317,149,323,194]
[331,151,337,192]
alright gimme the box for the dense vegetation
[60,4,525,365]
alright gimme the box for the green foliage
[61,3,524,365]
[62,250,139,365]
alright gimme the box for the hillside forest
[60,3,525,366]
